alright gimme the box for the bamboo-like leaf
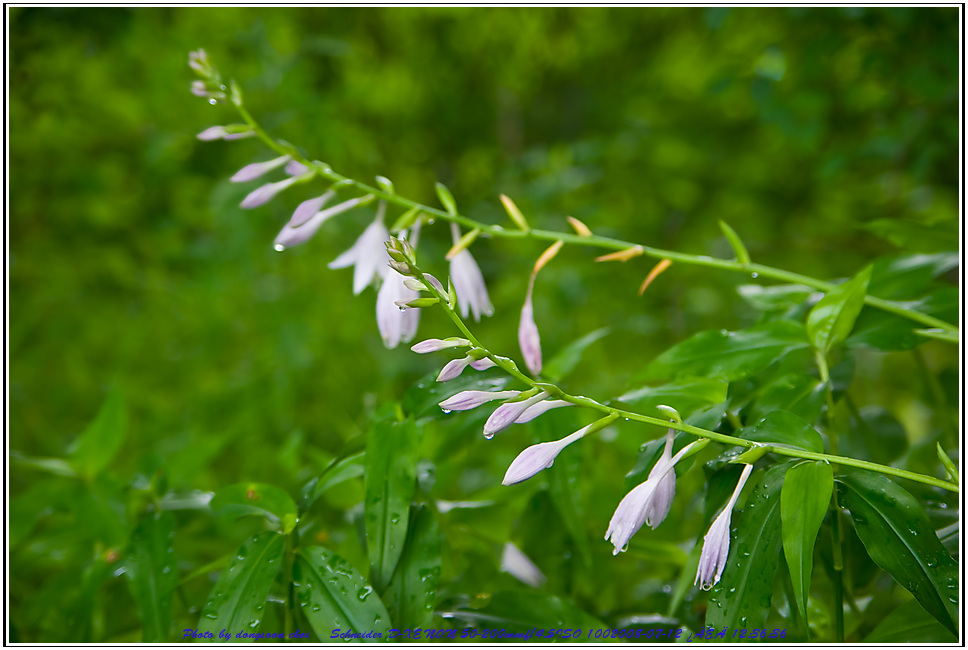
[197,532,285,641]
[706,463,791,631]
[806,266,871,355]
[914,327,959,344]
[639,321,809,382]
[364,416,418,591]
[780,461,832,630]
[739,410,824,454]
[837,472,959,635]
[68,386,127,478]
[299,452,366,513]
[124,511,178,643]
[389,206,422,233]
[384,506,441,630]
[210,483,297,529]
[863,598,958,643]
[293,546,390,642]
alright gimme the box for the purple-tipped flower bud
[231,155,293,183]
[502,425,588,485]
[519,275,542,376]
[500,542,546,588]
[514,399,572,424]
[469,358,497,371]
[438,390,520,412]
[695,463,753,590]
[436,356,474,383]
[411,338,471,354]
[483,391,550,439]
[288,192,335,228]
[189,49,212,76]
[197,125,255,141]
[240,177,299,209]
[191,80,210,97]
[274,193,372,251]
[605,433,700,555]
[285,160,312,176]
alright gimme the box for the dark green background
[9,7,959,642]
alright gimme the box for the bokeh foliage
[9,7,959,643]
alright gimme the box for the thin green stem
[230,90,958,494]
[230,99,956,336]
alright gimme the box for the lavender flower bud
[483,391,550,439]
[502,426,587,486]
[411,338,471,354]
[514,399,572,424]
[240,177,299,209]
[438,390,520,412]
[519,275,542,376]
[436,356,474,383]
[695,463,754,590]
[231,155,293,183]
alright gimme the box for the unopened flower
[502,425,588,485]
[519,274,542,376]
[438,390,520,412]
[469,358,497,371]
[449,223,494,321]
[695,463,754,590]
[188,49,213,77]
[435,355,490,382]
[411,338,470,354]
[483,391,550,439]
[500,542,546,588]
[240,177,300,209]
[376,268,420,349]
[285,160,312,176]
[328,204,390,295]
[605,432,699,555]
[514,399,572,423]
[231,155,293,183]
[196,125,255,141]
[273,194,370,251]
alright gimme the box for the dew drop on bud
[208,98,217,105]
[274,244,286,252]
[750,272,758,278]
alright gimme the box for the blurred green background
[10,6,959,642]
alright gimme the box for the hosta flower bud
[240,177,299,209]
[502,425,588,486]
[438,390,520,412]
[483,391,549,439]
[411,338,471,354]
[514,399,572,423]
[695,463,754,590]
[519,275,542,376]
[231,155,292,183]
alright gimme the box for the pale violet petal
[513,399,572,423]
[483,391,549,438]
[518,276,542,376]
[500,543,546,588]
[438,390,520,412]
[231,155,292,183]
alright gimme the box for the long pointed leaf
[197,532,285,641]
[124,511,178,642]
[781,461,832,630]
[293,546,390,642]
[837,472,959,635]
[384,506,441,629]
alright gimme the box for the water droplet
[750,272,759,278]
[274,244,285,252]
[441,409,451,414]
[208,98,217,105]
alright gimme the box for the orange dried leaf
[567,216,592,237]
[595,246,644,263]
[534,240,564,274]
[638,258,673,296]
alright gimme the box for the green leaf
[542,327,610,382]
[384,506,441,630]
[210,483,297,529]
[639,321,809,382]
[293,546,390,642]
[736,283,814,312]
[806,266,871,355]
[739,410,824,454]
[364,415,418,591]
[914,328,959,344]
[434,182,457,215]
[707,463,791,631]
[936,443,958,482]
[299,452,366,513]
[11,452,78,478]
[749,373,825,425]
[837,472,959,635]
[718,220,751,265]
[862,219,958,253]
[866,252,959,300]
[447,591,614,640]
[863,598,958,643]
[401,369,510,419]
[837,405,907,466]
[197,531,285,640]
[780,461,832,630]
[619,377,728,419]
[124,511,178,643]
[68,386,127,478]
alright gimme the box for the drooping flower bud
[518,274,542,376]
[501,426,587,486]
[483,391,549,439]
[411,338,471,354]
[231,155,293,183]
[273,194,369,251]
[240,177,299,209]
[514,399,572,423]
[438,390,520,412]
[695,463,754,590]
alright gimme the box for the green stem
[230,90,959,494]
[230,100,956,336]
